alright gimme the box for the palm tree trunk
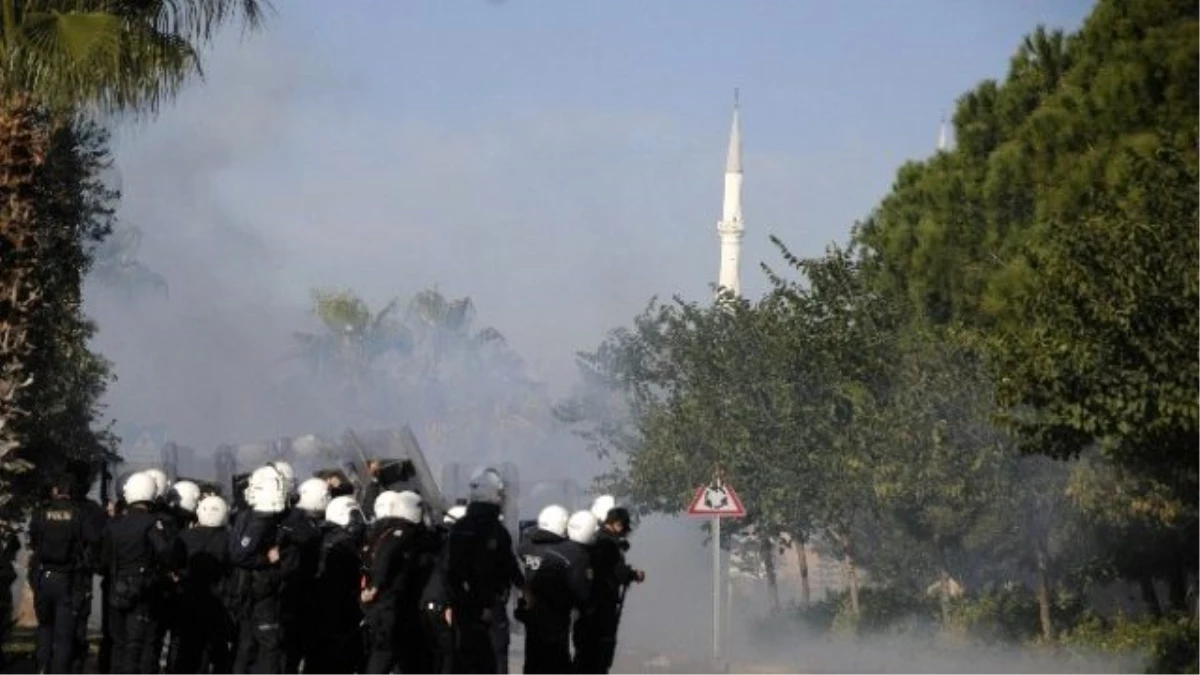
[0,95,48,463]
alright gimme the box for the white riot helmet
[144,469,169,500]
[590,495,615,523]
[468,467,506,506]
[444,505,467,525]
[326,495,363,528]
[537,505,570,538]
[169,480,202,513]
[196,496,229,527]
[297,478,331,514]
[373,491,400,520]
[247,465,287,514]
[269,461,296,493]
[392,491,422,524]
[567,510,600,545]
[122,472,157,504]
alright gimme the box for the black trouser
[34,568,77,674]
[571,613,618,675]
[97,577,113,674]
[365,595,398,674]
[171,592,233,674]
[232,595,282,674]
[110,593,158,674]
[450,604,496,675]
[161,591,184,673]
[422,604,455,674]
[305,618,362,674]
[280,592,313,673]
[70,573,93,674]
[489,599,510,675]
[521,613,570,675]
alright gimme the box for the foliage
[988,140,1198,514]
[561,1,1196,663]
[2,116,117,516]
[0,0,269,117]
[292,287,551,462]
[0,0,268,517]
[1061,613,1199,674]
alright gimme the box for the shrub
[1060,613,1199,674]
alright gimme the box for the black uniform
[276,507,322,674]
[444,502,522,674]
[100,502,177,674]
[420,525,455,674]
[573,531,635,675]
[228,509,285,674]
[306,523,365,674]
[363,517,437,674]
[172,524,233,674]
[29,493,103,674]
[0,528,19,672]
[157,505,192,673]
[517,530,590,674]
[71,497,108,674]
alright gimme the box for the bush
[1060,613,1199,674]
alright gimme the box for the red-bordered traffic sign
[687,480,746,517]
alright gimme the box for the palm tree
[291,286,552,459]
[0,1,268,472]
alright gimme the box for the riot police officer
[445,468,523,674]
[29,475,103,674]
[278,478,328,673]
[228,465,289,674]
[363,491,420,673]
[173,495,233,674]
[421,504,466,674]
[307,496,366,674]
[516,505,589,674]
[573,506,645,675]
[101,472,178,674]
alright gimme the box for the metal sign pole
[712,513,721,664]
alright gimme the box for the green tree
[0,0,268,496]
[3,116,118,518]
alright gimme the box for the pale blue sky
[92,0,1096,444]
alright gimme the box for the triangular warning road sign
[687,481,746,518]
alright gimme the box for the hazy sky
[95,0,1096,423]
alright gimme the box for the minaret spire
[937,111,948,151]
[717,90,744,297]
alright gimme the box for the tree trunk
[1139,574,1163,618]
[760,534,780,614]
[795,535,811,608]
[1034,545,1054,641]
[938,567,953,626]
[844,537,860,617]
[0,95,48,467]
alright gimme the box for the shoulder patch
[240,536,251,547]
[393,530,403,538]
[155,520,164,530]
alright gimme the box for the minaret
[717,90,744,297]
[937,112,948,151]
